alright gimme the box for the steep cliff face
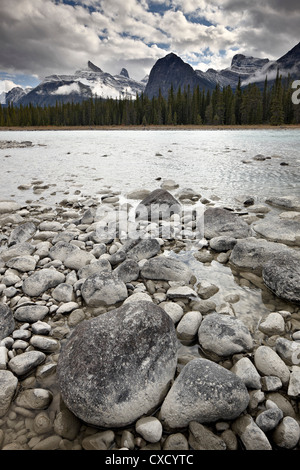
[144,53,213,99]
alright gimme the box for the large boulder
[230,237,289,273]
[135,189,181,221]
[253,218,300,247]
[57,301,178,428]
[0,304,15,340]
[262,251,300,304]
[204,207,250,239]
[141,256,194,284]
[49,241,95,270]
[159,358,249,430]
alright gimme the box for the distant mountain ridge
[2,41,300,106]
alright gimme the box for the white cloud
[0,80,23,94]
[0,0,299,84]
[51,83,81,95]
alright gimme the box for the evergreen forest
[1,72,299,127]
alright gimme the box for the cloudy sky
[0,0,299,93]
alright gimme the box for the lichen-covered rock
[57,301,178,428]
[159,358,249,430]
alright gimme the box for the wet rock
[22,268,65,297]
[135,416,163,443]
[230,237,289,273]
[0,370,18,417]
[0,304,15,340]
[254,346,290,386]
[262,251,300,303]
[81,272,128,307]
[272,416,300,449]
[135,189,181,221]
[254,218,300,246]
[188,421,226,450]
[127,189,151,200]
[161,180,179,191]
[14,305,49,323]
[198,313,253,357]
[231,414,272,450]
[8,222,36,247]
[204,207,250,239]
[159,358,249,430]
[197,280,219,299]
[57,301,178,428]
[8,350,46,376]
[141,256,194,284]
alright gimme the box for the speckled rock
[0,370,18,417]
[0,304,15,340]
[159,358,249,430]
[22,268,65,297]
[57,301,178,428]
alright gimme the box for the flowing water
[0,128,299,206]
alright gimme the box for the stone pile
[0,188,299,451]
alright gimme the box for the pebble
[135,417,163,443]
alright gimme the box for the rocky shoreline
[0,183,300,451]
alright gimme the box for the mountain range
[1,41,300,106]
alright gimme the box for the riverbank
[1,124,300,132]
[0,184,300,451]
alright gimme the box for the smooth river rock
[141,255,194,284]
[198,313,253,357]
[204,207,250,239]
[159,358,249,430]
[229,237,289,273]
[22,268,65,297]
[57,301,178,428]
[262,250,300,303]
[253,218,300,246]
[81,272,128,306]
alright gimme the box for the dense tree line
[1,71,299,127]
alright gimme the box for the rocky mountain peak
[87,61,103,73]
[120,68,129,78]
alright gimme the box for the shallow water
[0,129,299,206]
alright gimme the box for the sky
[0,0,299,93]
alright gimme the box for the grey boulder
[22,268,65,297]
[81,272,128,307]
[159,358,249,430]
[204,207,250,239]
[198,313,253,357]
[262,251,300,303]
[141,256,194,284]
[135,189,181,221]
[57,301,178,428]
[8,222,36,247]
